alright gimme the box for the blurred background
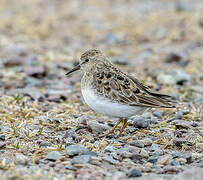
[0,0,203,101]
[0,0,203,100]
[0,0,203,179]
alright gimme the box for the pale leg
[119,118,128,136]
[99,118,123,138]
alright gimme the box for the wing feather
[92,62,175,108]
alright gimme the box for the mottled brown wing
[92,65,174,108]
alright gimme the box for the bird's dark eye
[85,59,89,62]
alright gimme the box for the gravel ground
[0,0,203,179]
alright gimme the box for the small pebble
[131,116,150,128]
[129,140,144,148]
[66,145,90,156]
[128,168,142,178]
[0,134,5,141]
[158,155,171,165]
[174,111,183,119]
[88,121,109,133]
[141,138,153,147]
[71,155,91,165]
[153,111,163,119]
[145,162,153,169]
[148,155,159,163]
[65,164,77,170]
[15,153,29,165]
[140,148,149,158]
[45,151,62,162]
[120,151,132,159]
[130,153,143,163]
[39,141,52,147]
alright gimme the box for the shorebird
[66,49,175,137]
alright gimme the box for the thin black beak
[65,64,81,76]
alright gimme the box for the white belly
[81,87,145,118]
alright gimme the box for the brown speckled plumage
[81,49,174,108]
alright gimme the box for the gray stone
[141,138,153,147]
[129,140,144,148]
[71,155,91,165]
[65,164,77,170]
[115,147,130,155]
[66,144,91,156]
[132,116,150,128]
[140,148,149,158]
[119,151,132,159]
[0,134,5,141]
[148,152,159,163]
[158,155,171,165]
[45,151,62,162]
[153,111,163,119]
[128,168,142,178]
[174,111,183,119]
[149,143,161,151]
[64,129,77,139]
[130,153,143,163]
[148,155,159,163]
[88,121,109,133]
[173,120,192,129]
[66,145,97,156]
[39,141,52,147]
[15,153,29,165]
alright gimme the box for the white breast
[81,86,145,118]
